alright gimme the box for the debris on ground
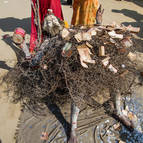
[40,132,48,140]
[5,24,139,113]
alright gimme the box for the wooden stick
[30,0,36,16]
[36,0,42,46]
[30,0,42,47]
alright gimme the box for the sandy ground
[0,0,142,143]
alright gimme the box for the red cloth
[30,0,64,52]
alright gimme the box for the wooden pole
[30,0,42,47]
[36,0,42,46]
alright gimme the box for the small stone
[121,64,125,68]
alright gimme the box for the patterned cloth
[71,0,99,26]
[30,0,64,52]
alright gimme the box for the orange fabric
[71,0,99,26]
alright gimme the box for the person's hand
[96,4,104,24]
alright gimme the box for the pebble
[121,64,125,68]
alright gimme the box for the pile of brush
[6,24,140,111]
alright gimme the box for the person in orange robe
[71,0,99,26]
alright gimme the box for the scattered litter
[113,123,121,131]
[13,27,26,44]
[40,132,48,140]
[87,28,97,36]
[99,46,105,56]
[102,57,110,67]
[62,42,72,57]
[82,32,92,41]
[110,38,116,43]
[77,44,95,68]
[7,24,139,118]
[121,37,133,48]
[85,42,93,49]
[61,28,70,39]
[20,41,31,59]
[108,30,123,39]
[108,64,118,73]
[74,32,92,42]
[125,25,140,33]
[74,33,82,42]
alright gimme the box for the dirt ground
[0,0,143,143]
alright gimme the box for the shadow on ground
[0,17,31,34]
[133,38,143,52]
[46,104,71,139]
[124,0,143,7]
[112,9,143,38]
[61,0,72,5]
[2,36,24,62]
[0,61,12,71]
[0,17,30,62]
